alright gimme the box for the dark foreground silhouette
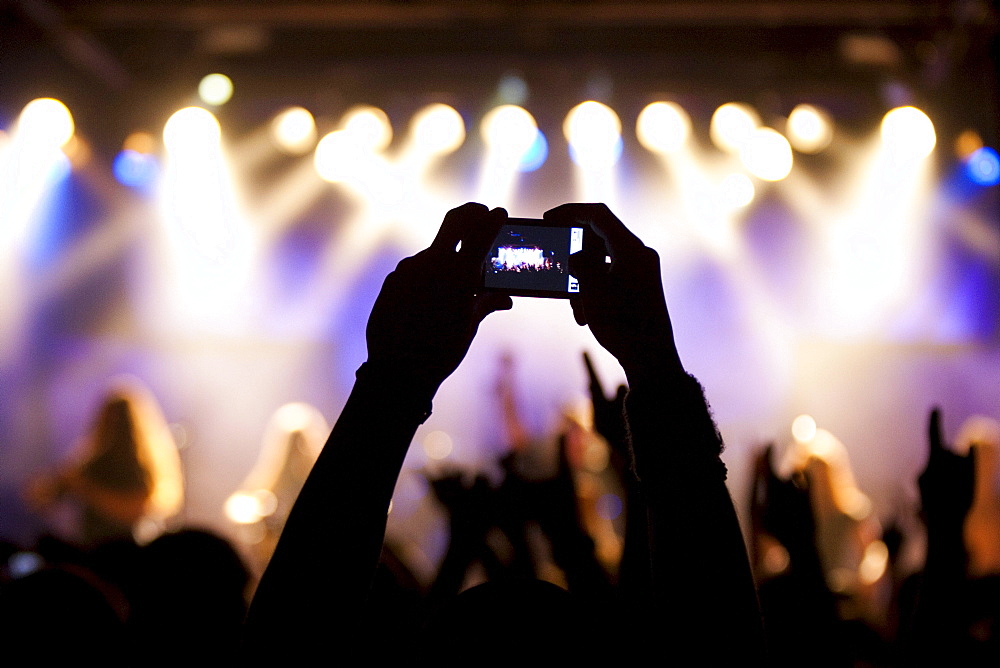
[242,203,767,663]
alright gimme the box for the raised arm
[242,204,511,660]
[902,408,977,664]
[545,203,766,663]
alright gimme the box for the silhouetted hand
[544,203,682,382]
[582,351,628,458]
[918,408,976,532]
[428,471,492,525]
[366,203,512,393]
[751,444,815,554]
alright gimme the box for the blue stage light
[113,149,159,190]
[966,146,1000,186]
[518,129,548,173]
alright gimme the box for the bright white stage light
[163,107,221,155]
[482,104,538,163]
[636,101,691,154]
[411,103,465,155]
[17,98,75,149]
[564,101,622,169]
[740,128,793,181]
[718,173,755,209]
[710,103,760,153]
[342,106,392,152]
[787,104,833,154]
[271,107,317,155]
[881,106,936,161]
[314,130,361,183]
[1,99,75,256]
[198,73,234,106]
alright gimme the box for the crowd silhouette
[2,203,998,665]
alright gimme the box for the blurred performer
[225,402,328,575]
[788,428,888,621]
[25,377,184,546]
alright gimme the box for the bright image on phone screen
[484,223,583,296]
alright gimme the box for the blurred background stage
[1,1,998,570]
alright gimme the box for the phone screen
[482,218,583,298]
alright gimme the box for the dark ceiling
[2,1,998,155]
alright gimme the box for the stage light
[564,101,622,169]
[881,106,935,161]
[966,147,1000,186]
[954,129,984,159]
[410,103,465,155]
[740,128,793,181]
[792,414,817,443]
[314,130,359,183]
[718,173,755,209]
[710,103,760,153]
[113,149,159,190]
[17,98,75,149]
[518,129,548,172]
[163,107,221,155]
[496,74,529,105]
[198,73,234,106]
[123,131,157,155]
[482,104,538,163]
[786,104,833,154]
[1,99,75,257]
[271,107,317,155]
[636,101,691,154]
[342,106,392,152]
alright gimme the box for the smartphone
[482,218,585,298]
